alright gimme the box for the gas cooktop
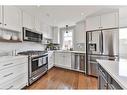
[18,50,47,56]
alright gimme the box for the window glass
[62,30,73,50]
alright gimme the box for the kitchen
[0,5,127,90]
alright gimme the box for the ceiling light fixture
[81,13,84,16]
[66,25,69,33]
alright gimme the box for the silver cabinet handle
[3,63,14,66]
[3,73,13,77]
[7,85,13,90]
[0,22,2,24]
[4,24,7,26]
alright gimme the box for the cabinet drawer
[0,73,28,89]
[0,63,27,84]
[0,58,27,70]
[109,77,123,89]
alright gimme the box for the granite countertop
[97,59,127,89]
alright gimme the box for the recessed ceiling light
[81,13,84,16]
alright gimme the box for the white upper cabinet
[3,6,22,32]
[40,22,52,39]
[101,12,118,29]
[75,21,86,43]
[86,12,118,31]
[23,11,34,29]
[47,25,53,39]
[34,17,41,32]
[86,16,100,31]
[52,26,59,44]
[119,7,127,27]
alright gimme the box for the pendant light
[66,25,69,33]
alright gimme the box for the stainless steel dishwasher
[71,53,86,73]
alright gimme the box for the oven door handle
[32,58,38,61]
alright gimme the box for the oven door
[31,55,48,73]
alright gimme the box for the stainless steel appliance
[18,50,48,85]
[86,28,119,77]
[23,27,43,42]
[71,53,86,72]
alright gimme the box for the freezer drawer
[88,61,98,77]
[88,55,118,62]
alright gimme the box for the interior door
[102,29,119,56]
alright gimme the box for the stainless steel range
[18,50,48,85]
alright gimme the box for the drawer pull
[3,63,14,66]
[7,85,13,90]
[3,73,13,77]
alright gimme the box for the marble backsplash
[0,42,44,56]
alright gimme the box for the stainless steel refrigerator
[86,28,119,77]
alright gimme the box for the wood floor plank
[26,67,98,90]
[78,73,88,89]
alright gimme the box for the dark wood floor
[26,67,98,89]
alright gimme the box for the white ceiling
[18,6,121,27]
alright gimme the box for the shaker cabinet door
[101,12,118,29]
[3,6,22,32]
[64,53,71,69]
[23,11,34,29]
[86,16,100,31]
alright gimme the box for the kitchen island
[97,59,127,89]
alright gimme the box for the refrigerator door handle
[101,31,103,54]
[99,31,102,54]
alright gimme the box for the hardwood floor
[26,67,98,89]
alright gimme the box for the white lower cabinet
[0,56,28,89]
[48,51,54,70]
[0,73,27,89]
[54,52,63,67]
[64,53,71,68]
[55,52,71,69]
[0,63,27,83]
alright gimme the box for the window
[62,30,73,50]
